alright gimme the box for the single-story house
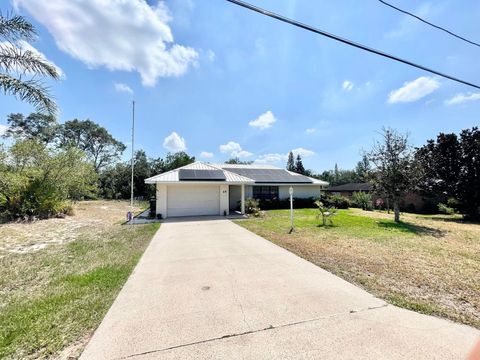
[325,182,434,213]
[145,162,328,218]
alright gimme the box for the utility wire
[225,0,480,90]
[378,0,480,48]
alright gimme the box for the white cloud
[0,40,65,78]
[292,147,315,157]
[248,111,277,130]
[445,92,480,105]
[219,141,253,158]
[342,80,354,91]
[114,83,133,94]
[163,132,186,152]
[0,124,9,136]
[255,148,315,164]
[13,0,198,86]
[388,76,440,103]
[306,128,316,134]
[254,153,286,164]
[199,151,213,158]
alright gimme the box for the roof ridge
[145,161,204,182]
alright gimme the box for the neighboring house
[325,182,434,213]
[145,162,328,218]
[324,183,373,198]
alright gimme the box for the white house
[145,162,328,218]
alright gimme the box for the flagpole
[130,100,135,218]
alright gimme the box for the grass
[0,201,159,359]
[236,208,480,329]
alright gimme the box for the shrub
[323,194,350,209]
[258,197,317,210]
[245,198,261,217]
[0,140,96,221]
[352,191,373,210]
[438,203,455,215]
[447,197,460,211]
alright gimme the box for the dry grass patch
[236,208,480,329]
[0,200,158,359]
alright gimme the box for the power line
[225,0,480,90]
[378,0,480,48]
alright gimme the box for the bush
[438,203,455,215]
[352,191,373,210]
[323,194,351,209]
[245,198,261,217]
[0,140,96,221]
[258,197,317,210]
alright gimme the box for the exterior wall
[220,184,229,215]
[156,183,167,218]
[244,185,322,200]
[279,185,321,200]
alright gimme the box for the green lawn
[0,201,159,359]
[236,208,480,329]
[255,208,421,239]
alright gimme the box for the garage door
[167,185,220,217]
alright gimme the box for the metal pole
[289,186,294,231]
[130,100,135,214]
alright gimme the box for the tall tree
[58,119,126,172]
[164,152,195,171]
[368,128,415,222]
[355,154,371,182]
[457,128,480,220]
[0,13,59,114]
[416,133,461,197]
[318,168,358,186]
[295,154,306,174]
[286,151,295,171]
[416,128,480,220]
[334,163,340,184]
[4,112,58,144]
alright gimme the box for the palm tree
[0,12,59,115]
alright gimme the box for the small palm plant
[0,12,60,115]
[314,199,337,226]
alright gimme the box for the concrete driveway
[81,218,479,359]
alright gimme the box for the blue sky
[1,0,480,172]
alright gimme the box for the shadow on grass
[316,223,338,228]
[416,215,480,225]
[377,220,445,238]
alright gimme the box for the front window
[253,186,279,201]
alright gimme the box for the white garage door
[167,185,220,217]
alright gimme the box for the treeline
[294,127,479,222]
[0,113,194,220]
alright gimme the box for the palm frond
[0,73,57,115]
[0,44,60,79]
[0,12,35,41]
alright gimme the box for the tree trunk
[393,200,400,223]
[386,197,390,214]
